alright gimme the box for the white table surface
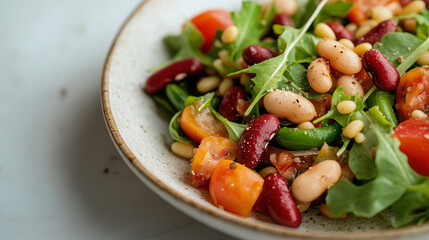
[0,0,235,239]
[1,1,428,240]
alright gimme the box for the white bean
[275,0,298,16]
[292,160,342,202]
[337,75,365,98]
[307,58,333,93]
[264,90,316,124]
[317,39,362,75]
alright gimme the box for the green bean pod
[165,84,190,111]
[275,123,342,150]
[367,90,398,127]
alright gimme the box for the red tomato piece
[396,67,429,121]
[190,136,237,187]
[210,160,264,217]
[393,118,429,176]
[190,10,233,53]
[180,99,228,143]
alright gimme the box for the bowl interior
[102,0,429,238]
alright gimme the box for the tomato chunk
[210,160,264,217]
[190,136,237,187]
[396,67,429,121]
[393,118,429,176]
[180,99,228,143]
[190,10,233,53]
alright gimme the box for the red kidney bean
[399,0,412,6]
[424,0,429,9]
[144,58,203,94]
[362,49,400,91]
[355,20,397,45]
[325,22,354,42]
[274,13,295,28]
[236,114,280,169]
[263,173,301,228]
[219,86,246,121]
[243,45,279,66]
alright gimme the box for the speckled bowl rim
[101,0,429,238]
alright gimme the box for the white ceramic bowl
[101,0,429,238]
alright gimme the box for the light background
[0,0,235,239]
[1,1,428,240]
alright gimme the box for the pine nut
[218,50,234,67]
[239,73,251,86]
[258,166,279,178]
[400,0,426,15]
[417,51,429,65]
[370,6,393,22]
[217,78,234,96]
[221,25,239,43]
[354,132,366,143]
[402,18,417,33]
[261,37,276,43]
[275,0,298,16]
[320,203,346,219]
[337,75,365,98]
[355,25,373,39]
[337,100,357,114]
[197,76,221,93]
[411,109,428,118]
[345,23,358,34]
[386,2,402,15]
[213,58,223,72]
[315,23,337,40]
[296,201,311,213]
[236,57,248,69]
[171,142,194,159]
[339,38,355,50]
[353,43,372,57]
[297,121,315,129]
[343,120,365,138]
[360,19,379,28]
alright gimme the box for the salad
[144,0,429,229]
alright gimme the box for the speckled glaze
[101,0,429,239]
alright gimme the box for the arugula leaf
[396,35,429,75]
[274,25,320,63]
[226,1,263,59]
[414,10,429,39]
[293,0,318,28]
[163,35,182,57]
[210,108,246,142]
[184,96,200,107]
[151,22,213,72]
[169,111,192,144]
[313,0,354,26]
[293,0,353,28]
[152,95,176,115]
[391,180,429,227]
[348,109,392,180]
[373,32,423,68]
[260,1,277,37]
[313,87,365,127]
[236,54,288,116]
[234,0,330,116]
[326,107,422,218]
